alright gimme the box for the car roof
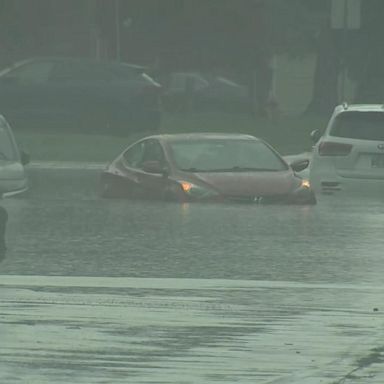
[0,56,147,75]
[144,133,260,142]
[334,103,384,114]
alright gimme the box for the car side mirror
[310,129,322,144]
[20,151,30,165]
[141,160,167,175]
[290,159,310,173]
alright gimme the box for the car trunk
[334,139,384,180]
[328,111,384,180]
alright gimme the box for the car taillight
[318,141,352,156]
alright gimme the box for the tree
[307,0,384,113]
[350,0,384,102]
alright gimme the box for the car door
[119,140,147,198]
[120,139,169,199]
[135,139,170,200]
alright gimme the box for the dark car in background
[159,72,249,113]
[0,57,162,134]
[100,133,315,204]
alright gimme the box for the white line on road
[28,161,105,170]
[1,276,384,384]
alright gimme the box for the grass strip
[13,112,328,162]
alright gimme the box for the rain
[1,1,384,383]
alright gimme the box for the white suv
[310,103,384,195]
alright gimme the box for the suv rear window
[330,111,384,141]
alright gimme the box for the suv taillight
[318,141,352,156]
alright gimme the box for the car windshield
[330,111,384,140]
[0,120,17,161]
[169,139,288,172]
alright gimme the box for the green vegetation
[1,2,384,114]
[161,113,327,155]
[14,113,328,163]
[15,130,131,163]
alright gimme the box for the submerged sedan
[100,133,316,204]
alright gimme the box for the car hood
[0,161,26,180]
[187,170,296,197]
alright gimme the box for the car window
[106,62,144,80]
[122,141,145,168]
[330,111,384,141]
[3,61,54,85]
[169,73,209,92]
[141,139,165,164]
[169,139,288,171]
[122,140,165,169]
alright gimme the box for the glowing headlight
[300,179,311,189]
[180,181,193,193]
[179,181,218,198]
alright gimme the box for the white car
[310,103,384,195]
[283,152,312,179]
[0,115,29,196]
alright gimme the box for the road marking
[2,275,384,290]
[1,277,384,383]
[29,161,105,170]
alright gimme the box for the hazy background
[1,0,383,118]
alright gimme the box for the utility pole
[115,0,121,61]
[331,0,361,102]
[340,0,349,101]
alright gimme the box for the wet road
[1,165,384,383]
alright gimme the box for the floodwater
[2,166,384,283]
[1,165,384,383]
